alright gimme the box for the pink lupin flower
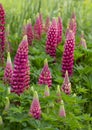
[61,70,71,95]
[62,29,75,77]
[0,4,5,31]
[34,13,43,40]
[44,85,50,97]
[57,15,63,45]
[38,59,52,87]
[39,13,43,31]
[80,31,87,49]
[4,52,13,85]
[69,12,77,36]
[59,100,66,117]
[46,18,58,59]
[29,91,41,119]
[22,19,33,46]
[0,3,5,64]
[26,19,33,45]
[43,16,50,33]
[11,35,30,95]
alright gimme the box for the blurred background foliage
[0,0,92,44]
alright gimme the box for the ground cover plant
[0,0,92,130]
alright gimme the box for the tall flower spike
[0,3,5,64]
[4,52,13,85]
[62,29,75,77]
[69,11,77,36]
[38,59,52,87]
[56,85,62,102]
[57,14,63,45]
[34,13,43,40]
[39,13,43,32]
[29,91,41,119]
[44,85,50,97]
[59,100,66,117]
[26,19,33,45]
[11,35,30,95]
[80,31,87,49]
[61,70,71,95]
[46,18,58,59]
[44,16,50,33]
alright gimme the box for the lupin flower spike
[0,3,5,64]
[57,13,63,45]
[46,18,58,59]
[29,91,41,119]
[62,29,75,77]
[33,13,43,40]
[44,85,50,97]
[80,31,87,49]
[26,19,33,45]
[57,85,61,97]
[61,70,71,95]
[4,52,13,85]
[56,85,62,103]
[11,35,30,95]
[38,59,52,87]
[43,11,50,33]
[59,100,66,117]
[69,11,77,36]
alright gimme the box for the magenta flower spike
[44,16,50,33]
[62,29,75,77]
[69,12,77,36]
[39,13,43,32]
[34,13,43,40]
[44,85,50,97]
[0,3,5,64]
[38,59,52,87]
[61,70,71,95]
[57,16,63,45]
[29,91,41,119]
[4,52,13,85]
[11,35,30,95]
[46,18,58,59]
[59,100,66,117]
[26,19,33,46]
